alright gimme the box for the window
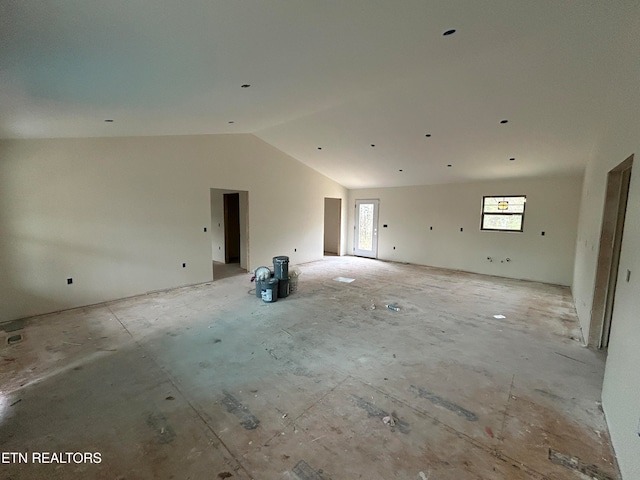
[481,196,526,232]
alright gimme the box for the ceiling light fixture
[447,164,452,167]
[500,119,509,124]
[399,169,403,172]
[443,29,456,36]
[371,144,375,147]
[425,134,432,137]
[104,119,114,123]
[509,157,516,161]
[241,84,251,88]
[317,147,322,150]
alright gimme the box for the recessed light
[241,84,251,88]
[447,164,452,167]
[228,121,235,124]
[317,147,322,150]
[104,119,114,123]
[371,144,375,147]
[399,169,403,172]
[443,29,456,36]
[500,119,509,124]
[425,134,432,137]
[509,157,516,161]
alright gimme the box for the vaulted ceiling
[1,1,637,188]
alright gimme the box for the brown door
[224,193,241,264]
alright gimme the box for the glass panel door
[354,199,379,258]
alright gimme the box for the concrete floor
[0,256,618,479]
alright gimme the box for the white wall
[323,197,341,254]
[348,175,582,286]
[571,9,640,478]
[0,134,347,323]
[575,127,640,480]
[238,191,249,269]
[210,189,225,263]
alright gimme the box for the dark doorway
[589,154,633,348]
[224,193,241,264]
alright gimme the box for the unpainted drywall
[348,175,582,286]
[324,197,341,254]
[0,134,347,323]
[571,8,640,478]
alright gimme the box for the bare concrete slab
[0,256,617,479]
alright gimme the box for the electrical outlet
[541,231,545,236]
[294,248,297,252]
[204,227,207,232]
[67,278,73,285]
[182,263,186,268]
[460,227,463,232]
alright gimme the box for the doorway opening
[224,193,240,264]
[324,198,342,256]
[354,199,379,258]
[588,154,633,349]
[210,188,249,280]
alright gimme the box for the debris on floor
[493,314,506,319]
[385,304,400,312]
[333,276,355,283]
[382,415,396,426]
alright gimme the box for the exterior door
[354,199,379,258]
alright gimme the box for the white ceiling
[1,1,637,188]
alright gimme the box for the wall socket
[67,278,73,285]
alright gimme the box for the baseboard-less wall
[348,175,582,286]
[0,134,347,323]
[570,9,640,476]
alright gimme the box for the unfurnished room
[1,1,639,479]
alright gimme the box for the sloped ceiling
[1,1,637,188]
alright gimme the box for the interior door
[354,199,379,258]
